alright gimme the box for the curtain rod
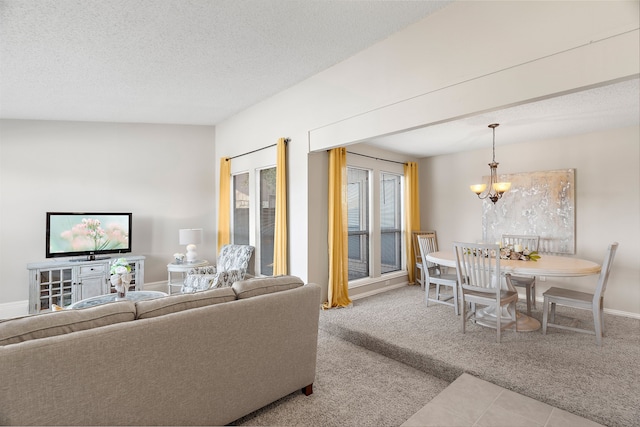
[347,151,407,165]
[226,138,290,161]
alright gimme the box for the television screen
[46,212,132,259]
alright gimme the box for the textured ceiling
[0,0,451,125]
[1,1,637,158]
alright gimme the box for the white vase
[110,274,128,299]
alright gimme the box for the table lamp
[179,228,203,263]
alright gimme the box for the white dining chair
[417,233,459,315]
[412,230,435,288]
[542,242,619,346]
[501,234,540,315]
[454,242,518,343]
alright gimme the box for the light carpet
[319,285,640,427]
[232,328,449,426]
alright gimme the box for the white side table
[167,260,209,295]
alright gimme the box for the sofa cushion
[232,275,304,299]
[0,301,136,346]
[135,287,237,319]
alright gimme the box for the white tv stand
[27,256,145,313]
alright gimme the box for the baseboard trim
[351,285,640,320]
[532,296,640,320]
[350,282,407,301]
[3,283,638,320]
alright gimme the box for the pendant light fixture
[470,123,511,204]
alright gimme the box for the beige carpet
[232,328,449,426]
[319,285,640,427]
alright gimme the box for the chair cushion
[232,275,304,299]
[211,270,245,289]
[135,287,236,319]
[217,244,254,273]
[182,274,217,293]
[0,301,136,346]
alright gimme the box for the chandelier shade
[470,123,511,204]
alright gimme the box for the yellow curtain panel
[273,138,288,275]
[404,162,421,284]
[217,157,231,254]
[323,147,352,309]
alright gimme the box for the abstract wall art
[482,169,575,254]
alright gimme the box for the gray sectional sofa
[0,276,321,426]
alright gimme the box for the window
[259,167,276,276]
[346,153,406,286]
[233,173,250,245]
[380,173,402,273]
[229,146,278,276]
[347,167,370,281]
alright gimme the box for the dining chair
[417,233,459,315]
[453,242,518,343]
[542,242,618,346]
[412,230,435,289]
[501,234,540,315]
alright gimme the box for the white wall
[421,126,640,315]
[215,1,639,312]
[2,1,637,315]
[0,120,216,309]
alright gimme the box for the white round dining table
[425,251,602,331]
[425,251,601,277]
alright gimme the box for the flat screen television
[46,212,132,260]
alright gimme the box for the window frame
[347,167,371,281]
[380,171,403,274]
[227,146,278,277]
[346,152,406,288]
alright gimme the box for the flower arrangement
[173,253,185,263]
[500,246,541,262]
[110,258,132,275]
[465,246,541,262]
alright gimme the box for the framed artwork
[482,169,575,254]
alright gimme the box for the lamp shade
[179,228,203,245]
[470,184,487,195]
[492,182,512,193]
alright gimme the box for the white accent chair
[417,233,459,315]
[181,244,255,293]
[542,242,618,346]
[454,242,518,343]
[501,234,540,315]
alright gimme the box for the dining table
[425,251,601,331]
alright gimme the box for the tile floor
[401,373,604,427]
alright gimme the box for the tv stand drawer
[80,264,106,275]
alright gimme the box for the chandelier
[470,123,511,204]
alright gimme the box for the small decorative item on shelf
[173,253,185,264]
[110,258,132,298]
